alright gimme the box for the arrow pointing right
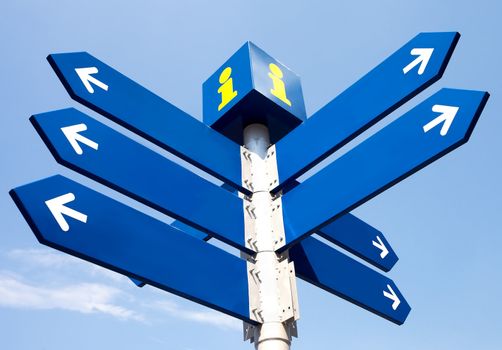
[423,104,459,136]
[383,284,401,310]
[130,217,409,324]
[290,236,410,324]
[61,123,99,155]
[75,67,109,94]
[280,89,489,252]
[44,192,87,232]
[273,32,460,194]
[402,48,434,75]
[372,236,389,259]
[316,213,398,272]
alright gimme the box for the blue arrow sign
[163,176,399,271]
[273,32,460,193]
[280,88,489,251]
[290,236,410,325]
[127,216,405,323]
[124,176,397,273]
[9,175,255,323]
[31,108,248,253]
[47,52,247,194]
[284,180,398,271]
[318,213,398,272]
[131,214,397,290]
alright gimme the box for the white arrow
[402,48,434,75]
[75,67,109,94]
[372,235,389,259]
[423,104,460,136]
[60,123,99,155]
[383,284,400,310]
[45,193,87,232]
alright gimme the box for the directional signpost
[10,32,489,350]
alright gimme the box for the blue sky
[1,1,501,349]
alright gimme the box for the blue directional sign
[281,88,489,251]
[247,179,399,271]
[47,52,247,194]
[128,217,406,323]
[9,175,255,323]
[273,32,460,193]
[169,211,398,272]
[31,108,248,252]
[162,178,399,271]
[318,214,398,272]
[290,236,410,325]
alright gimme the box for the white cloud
[0,272,144,321]
[7,248,77,268]
[153,300,241,331]
[6,248,127,283]
[3,248,243,331]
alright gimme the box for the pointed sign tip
[455,89,490,144]
[8,185,52,247]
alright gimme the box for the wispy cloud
[0,272,144,321]
[3,248,243,331]
[7,248,77,268]
[152,300,241,331]
[7,248,126,283]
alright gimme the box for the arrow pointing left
[44,192,87,231]
[75,67,109,93]
[48,52,246,194]
[30,108,248,253]
[9,175,255,324]
[60,123,99,155]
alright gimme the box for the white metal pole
[243,124,294,350]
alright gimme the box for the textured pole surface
[243,124,292,350]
